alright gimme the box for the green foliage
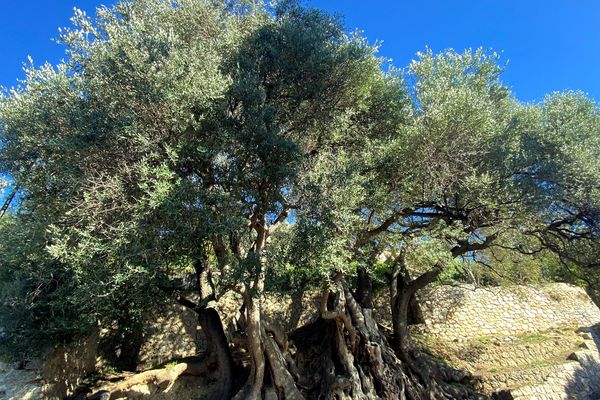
[0,214,93,357]
[0,0,385,358]
[0,0,599,363]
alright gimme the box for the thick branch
[174,294,199,312]
[406,263,444,295]
[451,232,498,257]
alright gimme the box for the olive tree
[1,1,599,399]
[272,50,600,399]
[0,0,386,398]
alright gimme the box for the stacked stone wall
[136,303,201,370]
[416,283,600,340]
[412,283,600,400]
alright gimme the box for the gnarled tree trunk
[231,212,305,400]
[198,306,235,400]
[288,271,479,400]
[89,299,234,400]
[94,241,483,400]
[230,290,305,400]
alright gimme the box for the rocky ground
[0,361,42,399]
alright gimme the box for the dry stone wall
[40,330,100,398]
[415,283,600,340]
[503,330,600,400]
[136,303,201,370]
[413,283,600,400]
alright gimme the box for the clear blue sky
[0,1,599,102]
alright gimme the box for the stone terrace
[414,283,600,400]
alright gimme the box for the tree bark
[288,288,305,331]
[195,258,235,400]
[289,279,479,400]
[98,260,480,400]
[89,359,214,398]
[390,255,438,352]
[232,280,306,399]
[234,294,266,400]
[198,307,234,400]
[355,266,374,309]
